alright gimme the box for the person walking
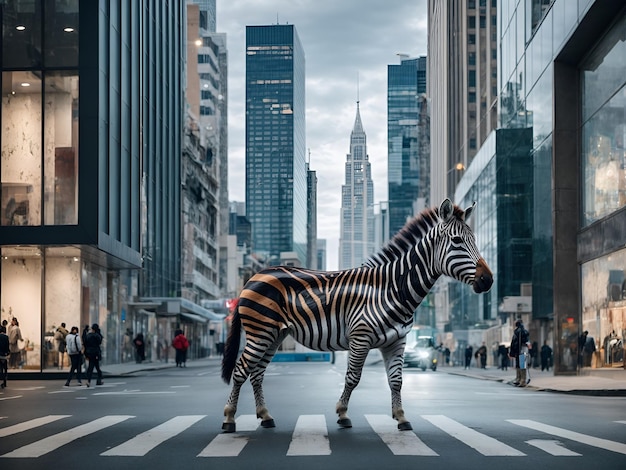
[509,319,531,387]
[172,329,189,367]
[464,344,473,369]
[133,333,146,363]
[0,325,9,388]
[475,342,488,369]
[8,318,23,369]
[64,326,83,387]
[540,340,553,371]
[84,323,104,387]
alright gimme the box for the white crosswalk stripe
[101,415,206,456]
[2,413,626,458]
[422,415,525,456]
[365,414,438,456]
[508,419,626,455]
[287,415,331,456]
[1,415,134,458]
[0,415,70,438]
[197,414,259,457]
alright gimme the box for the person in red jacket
[172,329,189,367]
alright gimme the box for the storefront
[579,12,626,369]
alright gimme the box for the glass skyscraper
[245,25,307,265]
[387,56,428,237]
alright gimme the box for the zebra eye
[451,236,464,245]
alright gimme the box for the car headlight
[418,351,429,358]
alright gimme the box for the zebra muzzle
[473,258,493,293]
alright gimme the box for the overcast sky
[216,0,428,270]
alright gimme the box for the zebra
[220,198,493,433]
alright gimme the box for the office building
[0,1,185,370]
[245,24,307,266]
[387,56,429,237]
[428,0,498,205]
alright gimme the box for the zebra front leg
[336,346,368,428]
[381,344,412,431]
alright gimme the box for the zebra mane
[365,204,465,268]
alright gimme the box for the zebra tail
[221,307,241,384]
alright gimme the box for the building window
[581,14,626,226]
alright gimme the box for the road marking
[101,415,205,456]
[1,415,134,458]
[365,414,438,456]
[616,421,626,425]
[0,395,22,401]
[198,415,259,457]
[10,386,45,391]
[508,419,626,455]
[422,415,525,456]
[0,415,70,438]
[287,414,331,456]
[93,391,176,395]
[526,439,581,456]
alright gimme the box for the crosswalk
[1,413,625,458]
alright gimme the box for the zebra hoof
[398,421,413,431]
[222,422,236,433]
[337,418,352,428]
[261,419,276,428]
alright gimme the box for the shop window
[1,71,42,226]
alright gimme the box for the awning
[181,312,208,323]
[134,297,227,323]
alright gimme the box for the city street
[1,356,626,469]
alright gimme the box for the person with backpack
[64,326,83,387]
[54,322,69,369]
[509,319,531,387]
[172,329,189,367]
[84,323,104,387]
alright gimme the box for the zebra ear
[440,198,454,222]
[464,201,476,221]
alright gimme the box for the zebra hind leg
[250,332,290,428]
[222,371,243,433]
[381,345,412,431]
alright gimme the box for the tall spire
[352,100,364,134]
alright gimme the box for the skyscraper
[245,24,307,265]
[339,102,375,269]
[387,56,428,237]
[428,0,498,204]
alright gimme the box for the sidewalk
[443,365,626,396]
[100,357,221,377]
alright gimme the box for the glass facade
[579,12,626,371]
[0,1,185,372]
[453,129,533,328]
[245,25,307,265]
[497,0,626,373]
[387,56,427,237]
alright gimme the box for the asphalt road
[1,357,626,470]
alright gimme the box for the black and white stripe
[221,198,493,433]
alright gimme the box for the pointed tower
[338,102,376,269]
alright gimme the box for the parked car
[404,333,438,371]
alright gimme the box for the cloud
[217,0,428,269]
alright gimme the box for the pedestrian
[172,329,189,367]
[64,326,83,387]
[123,328,133,362]
[81,325,90,372]
[444,347,450,366]
[8,318,23,369]
[509,319,531,387]
[54,322,69,369]
[464,344,473,369]
[540,340,552,371]
[133,332,146,363]
[475,342,487,369]
[0,325,9,388]
[84,323,104,387]
[498,343,509,370]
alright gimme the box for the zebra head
[437,199,493,293]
